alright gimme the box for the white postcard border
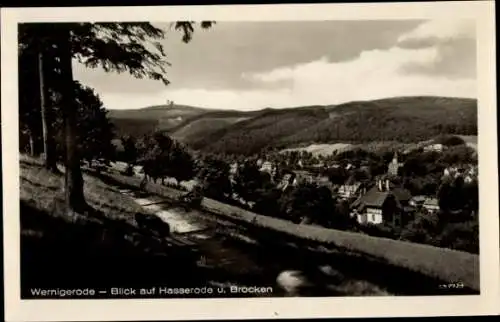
[2,1,498,321]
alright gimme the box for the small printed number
[439,282,465,289]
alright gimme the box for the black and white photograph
[2,1,498,321]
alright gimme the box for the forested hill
[109,96,477,155]
[108,104,213,137]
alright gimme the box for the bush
[435,135,466,147]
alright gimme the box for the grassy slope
[108,104,210,120]
[19,157,203,295]
[108,104,214,137]
[101,168,479,293]
[20,158,394,297]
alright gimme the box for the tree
[233,161,266,203]
[197,156,232,201]
[121,135,138,171]
[165,142,196,184]
[19,24,59,168]
[18,45,43,156]
[56,27,86,212]
[435,135,466,147]
[56,81,116,165]
[438,220,479,254]
[20,21,214,212]
[438,176,466,214]
[400,211,440,246]
[138,132,174,183]
[326,167,348,185]
[333,199,354,230]
[253,188,283,217]
[279,183,336,226]
[38,43,58,171]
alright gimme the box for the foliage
[18,21,215,211]
[438,220,479,254]
[325,167,349,185]
[74,82,116,163]
[252,185,283,218]
[18,42,43,155]
[434,135,466,147]
[41,81,116,163]
[232,161,269,203]
[279,183,336,226]
[400,212,441,246]
[138,132,195,184]
[437,145,477,165]
[105,96,478,155]
[121,135,138,165]
[67,22,214,86]
[197,155,232,201]
[437,176,471,213]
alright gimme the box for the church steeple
[388,152,401,176]
[392,152,398,164]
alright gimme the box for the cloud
[397,19,475,45]
[395,20,476,79]
[94,43,475,112]
[74,20,476,111]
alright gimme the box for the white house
[338,182,362,199]
[423,198,440,213]
[409,195,426,207]
[350,180,412,227]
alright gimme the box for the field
[281,143,354,156]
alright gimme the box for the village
[221,140,478,235]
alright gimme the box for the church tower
[388,152,401,176]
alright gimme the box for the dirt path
[114,187,287,295]
[110,184,390,297]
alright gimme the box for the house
[350,179,413,228]
[409,195,427,207]
[443,166,460,178]
[229,162,239,175]
[422,197,440,213]
[443,164,478,182]
[259,161,277,182]
[260,160,274,173]
[387,152,403,176]
[277,173,298,191]
[293,170,315,184]
[310,162,325,168]
[338,182,363,199]
[424,143,444,152]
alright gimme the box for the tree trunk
[56,26,86,213]
[28,133,35,156]
[37,44,58,172]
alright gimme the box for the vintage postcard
[1,1,498,321]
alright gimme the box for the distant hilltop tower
[166,100,174,107]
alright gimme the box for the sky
[73,19,477,111]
